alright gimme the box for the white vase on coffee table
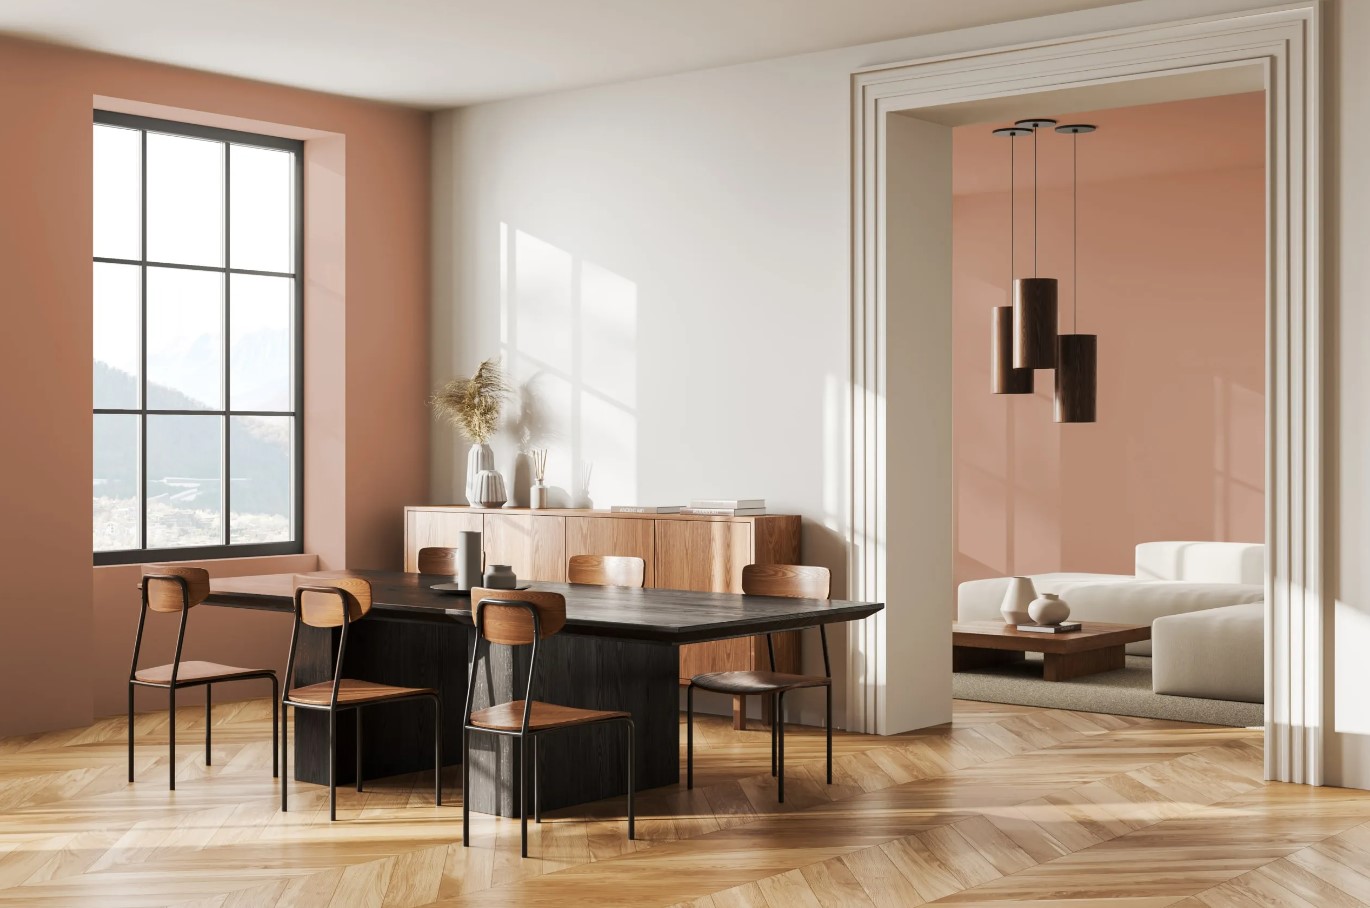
[1000,576,1036,625]
[1028,593,1071,626]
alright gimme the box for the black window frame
[93,110,305,566]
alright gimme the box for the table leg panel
[1043,645,1125,681]
[952,646,1026,672]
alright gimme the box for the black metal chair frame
[461,597,636,858]
[280,584,442,820]
[686,624,832,803]
[129,572,279,791]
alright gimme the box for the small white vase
[1028,593,1071,626]
[530,481,549,509]
[1000,576,1036,625]
[465,443,494,506]
[473,469,507,508]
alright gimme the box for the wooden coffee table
[952,620,1151,682]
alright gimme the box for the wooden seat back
[741,564,831,600]
[295,576,373,628]
[472,588,567,645]
[417,546,460,575]
[568,554,646,588]
[142,564,211,612]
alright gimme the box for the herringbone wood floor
[1,698,1369,907]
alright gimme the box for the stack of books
[680,498,766,516]
[610,505,682,514]
[1015,622,1083,634]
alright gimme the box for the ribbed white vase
[465,443,494,506]
[473,469,507,508]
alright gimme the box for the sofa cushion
[1152,602,1263,703]
[1134,541,1264,585]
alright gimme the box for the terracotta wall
[0,36,430,735]
[951,93,1265,586]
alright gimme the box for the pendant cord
[1072,131,1078,333]
[1032,126,1038,277]
[1009,134,1015,291]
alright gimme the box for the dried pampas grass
[431,358,509,443]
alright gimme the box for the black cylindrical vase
[1012,277,1058,369]
[1055,333,1097,423]
[991,306,1033,394]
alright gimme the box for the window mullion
[223,140,232,547]
[139,126,149,555]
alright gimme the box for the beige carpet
[952,652,1262,727]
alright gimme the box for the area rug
[952,653,1262,727]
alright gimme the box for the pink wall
[952,93,1265,586]
[0,36,431,735]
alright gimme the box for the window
[93,111,303,565]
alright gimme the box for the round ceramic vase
[483,564,517,590]
[1028,593,1071,626]
[1000,576,1036,625]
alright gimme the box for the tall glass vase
[464,442,494,506]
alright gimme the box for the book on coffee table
[1015,622,1083,634]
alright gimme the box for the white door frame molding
[848,2,1322,784]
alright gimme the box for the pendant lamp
[990,126,1034,394]
[1054,123,1098,423]
[1011,118,1058,370]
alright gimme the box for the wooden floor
[2,700,1370,907]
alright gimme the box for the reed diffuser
[529,449,549,509]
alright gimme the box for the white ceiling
[0,0,1132,109]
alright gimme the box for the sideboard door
[404,509,484,571]
[657,520,753,683]
[482,513,567,582]
[565,516,656,586]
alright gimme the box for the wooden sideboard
[403,506,802,728]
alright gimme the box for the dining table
[205,570,884,815]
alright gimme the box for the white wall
[433,0,1370,781]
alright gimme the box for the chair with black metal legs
[462,587,636,858]
[130,564,279,791]
[686,564,832,803]
[280,575,442,821]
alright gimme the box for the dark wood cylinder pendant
[991,306,1033,394]
[1012,277,1058,369]
[1055,333,1097,423]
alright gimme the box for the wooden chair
[567,554,646,588]
[686,564,832,802]
[281,576,442,820]
[417,546,460,575]
[462,588,635,857]
[130,565,279,790]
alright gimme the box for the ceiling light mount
[1014,117,1058,129]
[1055,123,1097,134]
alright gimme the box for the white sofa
[956,541,1265,657]
[1152,602,1263,703]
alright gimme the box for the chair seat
[469,699,628,731]
[690,670,830,695]
[134,660,274,686]
[286,679,434,706]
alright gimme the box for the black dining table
[206,570,883,814]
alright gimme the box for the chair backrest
[472,587,566,645]
[417,546,459,575]
[296,576,373,628]
[142,564,211,612]
[742,564,831,600]
[568,554,646,588]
